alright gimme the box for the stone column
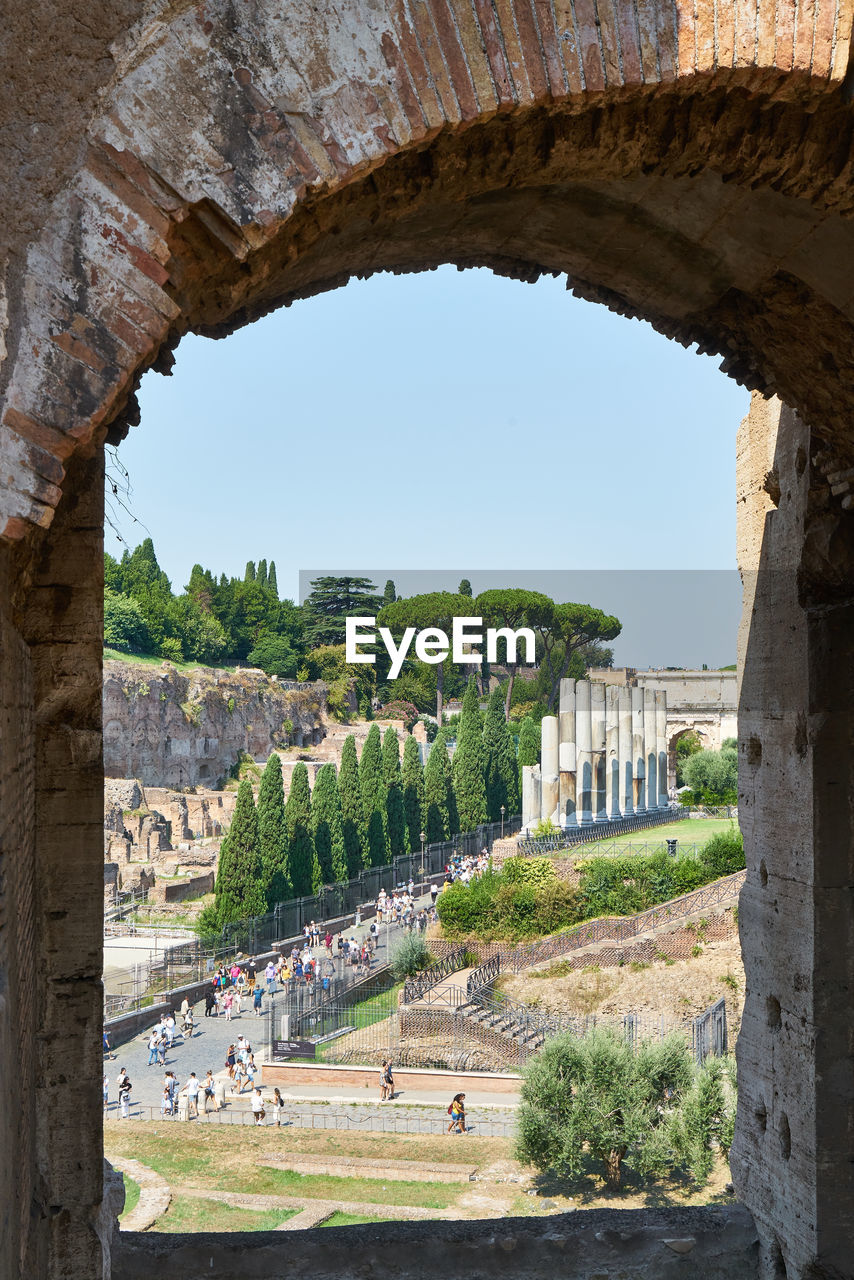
[575,679,593,824]
[631,686,646,810]
[731,395,854,1280]
[644,687,658,809]
[619,686,633,815]
[655,691,668,806]
[558,679,577,827]
[540,715,560,827]
[605,685,621,818]
[521,764,539,829]
[591,682,607,821]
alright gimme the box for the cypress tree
[452,675,488,831]
[338,734,366,874]
[359,723,388,866]
[257,753,291,907]
[459,578,473,597]
[267,561,278,598]
[383,578,397,604]
[402,734,425,854]
[517,715,540,791]
[483,687,520,821]
[244,561,256,582]
[214,779,265,923]
[285,763,320,896]
[423,730,452,843]
[312,763,348,885]
[382,727,407,858]
[257,558,268,589]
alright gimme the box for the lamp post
[420,830,426,884]
[500,804,505,839]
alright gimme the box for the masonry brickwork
[3,4,854,1279]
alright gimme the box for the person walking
[146,1030,159,1067]
[379,1059,389,1102]
[253,984,264,1016]
[103,1031,114,1060]
[117,1068,132,1119]
[204,986,216,1018]
[251,1088,265,1126]
[265,960,277,998]
[223,989,233,1021]
[271,1087,285,1127]
[447,1093,468,1134]
[225,1044,236,1080]
[186,1072,200,1118]
[203,1069,217,1113]
[383,1060,394,1101]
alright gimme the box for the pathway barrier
[518,806,688,855]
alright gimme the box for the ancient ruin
[522,679,669,828]
[2,0,854,1277]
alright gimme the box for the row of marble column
[522,678,669,828]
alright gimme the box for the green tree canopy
[267,561,278,598]
[378,591,471,724]
[536,603,622,712]
[382,727,407,858]
[458,578,473,597]
[359,724,388,866]
[303,576,383,647]
[683,747,738,801]
[424,729,455,842]
[257,753,290,906]
[517,716,540,791]
[214,779,266,924]
[285,762,319,896]
[517,1028,693,1190]
[247,632,301,678]
[338,734,366,874]
[311,763,348,886]
[452,676,488,831]
[475,588,555,718]
[402,734,426,854]
[104,589,151,653]
[383,579,397,605]
[483,686,520,821]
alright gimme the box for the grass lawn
[103,648,240,674]
[155,1196,297,1232]
[119,1175,140,1221]
[570,817,737,856]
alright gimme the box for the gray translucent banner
[298,570,740,670]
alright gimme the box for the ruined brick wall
[103,660,326,788]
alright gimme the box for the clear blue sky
[106,266,748,666]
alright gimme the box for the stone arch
[667,721,719,788]
[3,5,854,1280]
[3,0,854,539]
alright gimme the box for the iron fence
[466,954,500,997]
[301,994,729,1073]
[111,1102,515,1135]
[561,840,702,861]
[402,945,468,1003]
[518,807,688,854]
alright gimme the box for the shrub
[390,931,432,979]
[377,700,420,731]
[161,637,184,663]
[699,829,745,877]
[502,856,557,888]
[531,817,559,839]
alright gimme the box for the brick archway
[3,4,854,1279]
[2,0,854,539]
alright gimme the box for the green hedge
[437,830,745,941]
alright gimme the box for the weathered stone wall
[113,1206,760,1280]
[103,660,326,788]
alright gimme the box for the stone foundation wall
[103,661,327,789]
[148,872,214,904]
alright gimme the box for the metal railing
[110,1102,515,1136]
[402,945,468,1003]
[466,954,500,998]
[518,807,688,854]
